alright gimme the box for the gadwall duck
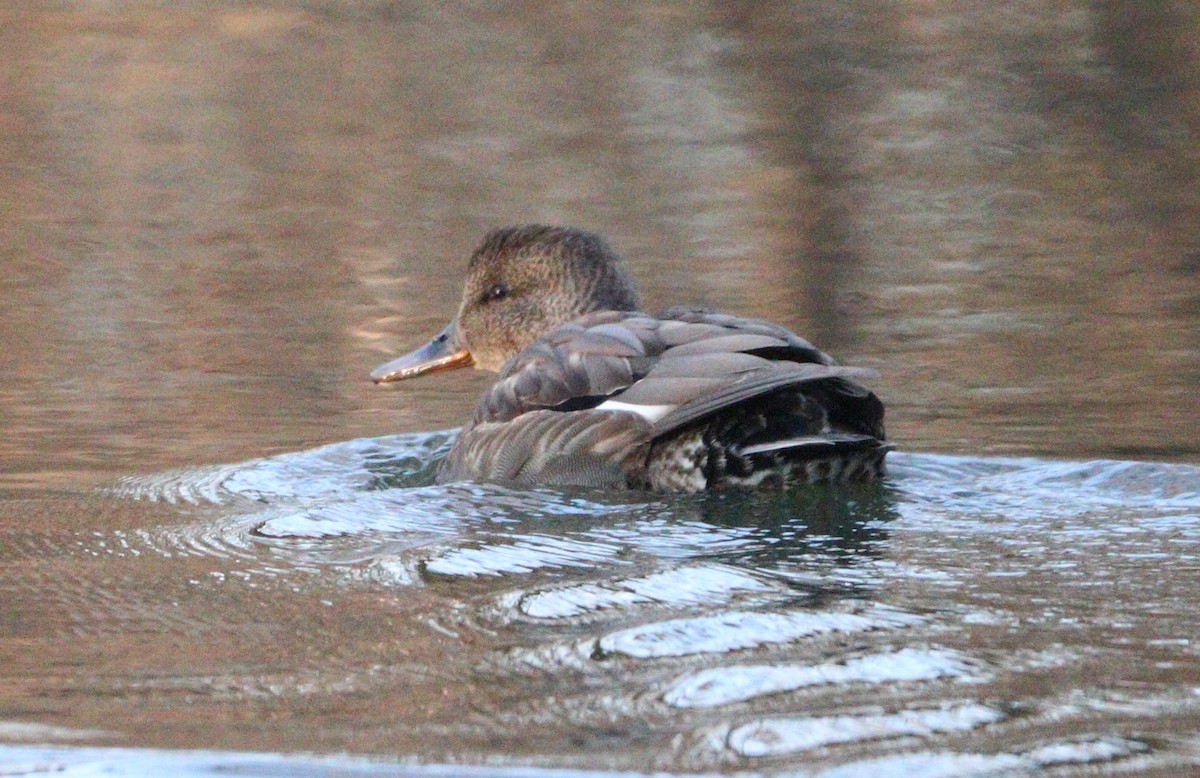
[372,225,889,491]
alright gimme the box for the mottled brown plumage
[372,225,890,491]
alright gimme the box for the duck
[371,225,890,492]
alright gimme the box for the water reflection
[2,2,1199,487]
[2,1,1200,775]
[72,435,1199,772]
[693,487,896,562]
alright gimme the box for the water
[2,2,1199,775]
[3,438,1198,774]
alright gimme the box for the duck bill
[371,322,474,383]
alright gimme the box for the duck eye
[485,283,509,302]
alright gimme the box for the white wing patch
[594,399,674,423]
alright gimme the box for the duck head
[371,225,642,382]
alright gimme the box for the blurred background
[1,1,1197,487]
[2,4,1200,771]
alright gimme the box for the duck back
[436,309,889,491]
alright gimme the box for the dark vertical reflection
[1091,0,1200,264]
[0,8,84,477]
[710,1,902,349]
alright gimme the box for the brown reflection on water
[1,2,1194,489]
[0,0,1198,763]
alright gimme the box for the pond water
[1,2,1199,776]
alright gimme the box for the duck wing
[436,409,651,486]
[601,353,878,439]
[467,310,844,423]
[438,310,883,487]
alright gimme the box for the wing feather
[446,310,883,485]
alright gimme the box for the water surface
[4,437,1199,775]
[1,1,1198,775]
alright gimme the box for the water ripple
[80,440,1200,772]
[812,737,1150,777]
[726,702,1003,756]
[507,563,779,620]
[112,432,454,506]
[664,646,980,708]
[424,534,630,577]
[891,452,1200,521]
[600,604,922,661]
